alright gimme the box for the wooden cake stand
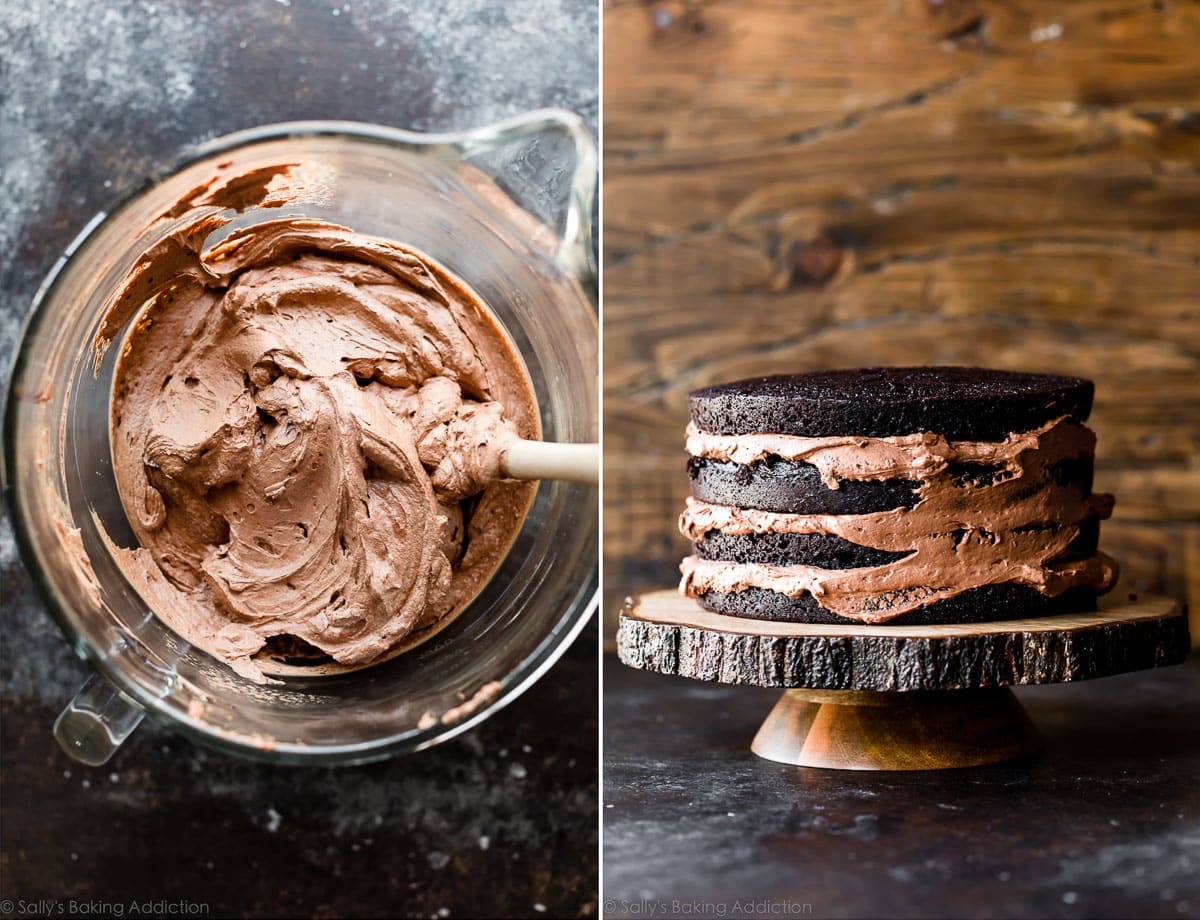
[617,590,1190,771]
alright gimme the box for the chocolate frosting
[680,417,1118,622]
[98,164,537,681]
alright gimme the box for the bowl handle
[451,108,597,290]
[53,672,145,766]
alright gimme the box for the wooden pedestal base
[617,590,1189,772]
[751,687,1042,770]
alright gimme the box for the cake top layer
[688,366,1094,441]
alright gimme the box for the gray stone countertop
[605,656,1200,920]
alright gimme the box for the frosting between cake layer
[679,550,1118,622]
[686,415,1088,489]
[679,416,1118,622]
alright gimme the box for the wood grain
[603,0,1200,642]
[617,590,1190,690]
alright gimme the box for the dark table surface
[604,656,1200,920]
[0,2,597,918]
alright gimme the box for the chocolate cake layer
[689,366,1093,441]
[689,456,1093,516]
[696,583,1098,626]
[694,531,912,568]
[688,456,921,514]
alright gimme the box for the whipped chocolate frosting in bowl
[100,173,539,682]
[5,118,598,763]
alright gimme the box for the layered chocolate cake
[679,367,1119,625]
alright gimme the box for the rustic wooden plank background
[602,0,1200,643]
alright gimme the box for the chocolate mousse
[95,162,538,681]
[679,367,1119,625]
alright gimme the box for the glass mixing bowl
[3,112,598,765]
